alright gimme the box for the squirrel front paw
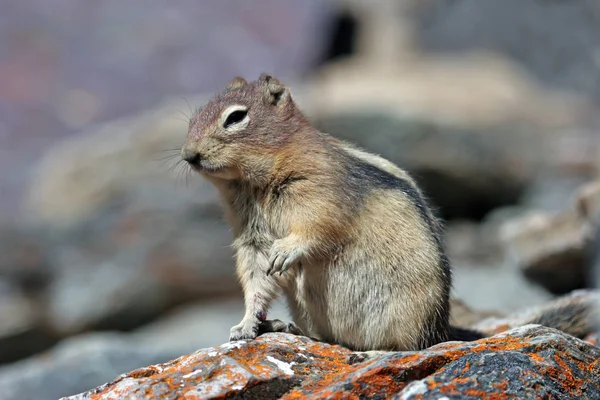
[267,236,305,276]
[229,320,260,341]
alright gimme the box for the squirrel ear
[259,73,289,106]
[226,76,248,91]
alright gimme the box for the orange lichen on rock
[63,324,600,400]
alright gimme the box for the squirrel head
[182,74,302,181]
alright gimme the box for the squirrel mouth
[190,161,225,174]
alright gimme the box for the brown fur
[181,74,597,362]
[182,74,450,356]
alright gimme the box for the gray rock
[0,298,291,400]
[316,113,535,220]
[415,0,600,104]
[472,289,600,337]
[18,99,244,337]
[0,0,333,219]
[452,259,554,313]
[0,279,57,365]
[499,180,600,294]
[0,333,181,400]
[590,221,600,289]
[44,203,236,335]
[501,209,589,294]
[132,297,290,354]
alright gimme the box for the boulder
[414,0,600,104]
[17,80,306,337]
[590,221,600,290]
[310,0,600,221]
[472,289,600,337]
[0,225,58,363]
[576,180,600,225]
[0,279,57,365]
[0,0,333,219]
[19,98,241,337]
[305,36,599,221]
[501,209,590,294]
[501,180,600,294]
[315,112,535,220]
[0,333,182,400]
[62,324,600,400]
[0,299,291,400]
[0,291,594,400]
[449,297,503,328]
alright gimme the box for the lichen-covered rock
[63,333,350,400]
[63,324,600,400]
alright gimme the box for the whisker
[153,147,182,165]
[157,155,181,167]
[176,162,190,189]
[173,115,190,124]
[183,97,194,118]
[168,159,184,173]
[177,109,190,120]
[159,147,182,153]
[185,165,192,188]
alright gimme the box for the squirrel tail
[448,325,485,341]
[449,290,600,342]
[523,293,600,339]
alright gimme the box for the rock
[414,0,600,104]
[501,209,590,294]
[576,180,600,225]
[0,225,58,364]
[44,206,236,335]
[449,298,503,328]
[62,324,600,400]
[444,213,556,313]
[520,173,593,214]
[315,112,535,220]
[0,225,53,295]
[307,37,596,220]
[0,298,290,400]
[500,180,599,294]
[19,99,244,336]
[0,279,57,365]
[590,221,600,289]
[132,297,291,354]
[446,217,554,313]
[444,220,503,264]
[452,257,555,312]
[310,0,600,221]
[472,289,600,337]
[0,333,182,400]
[0,0,333,220]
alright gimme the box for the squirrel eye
[223,110,248,128]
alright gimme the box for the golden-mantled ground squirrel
[181,74,599,362]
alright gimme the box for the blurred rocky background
[1,1,600,399]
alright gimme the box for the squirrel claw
[267,239,303,276]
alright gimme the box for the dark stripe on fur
[271,173,307,199]
[449,326,485,342]
[346,157,452,348]
[529,301,596,339]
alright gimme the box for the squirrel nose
[182,147,201,165]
